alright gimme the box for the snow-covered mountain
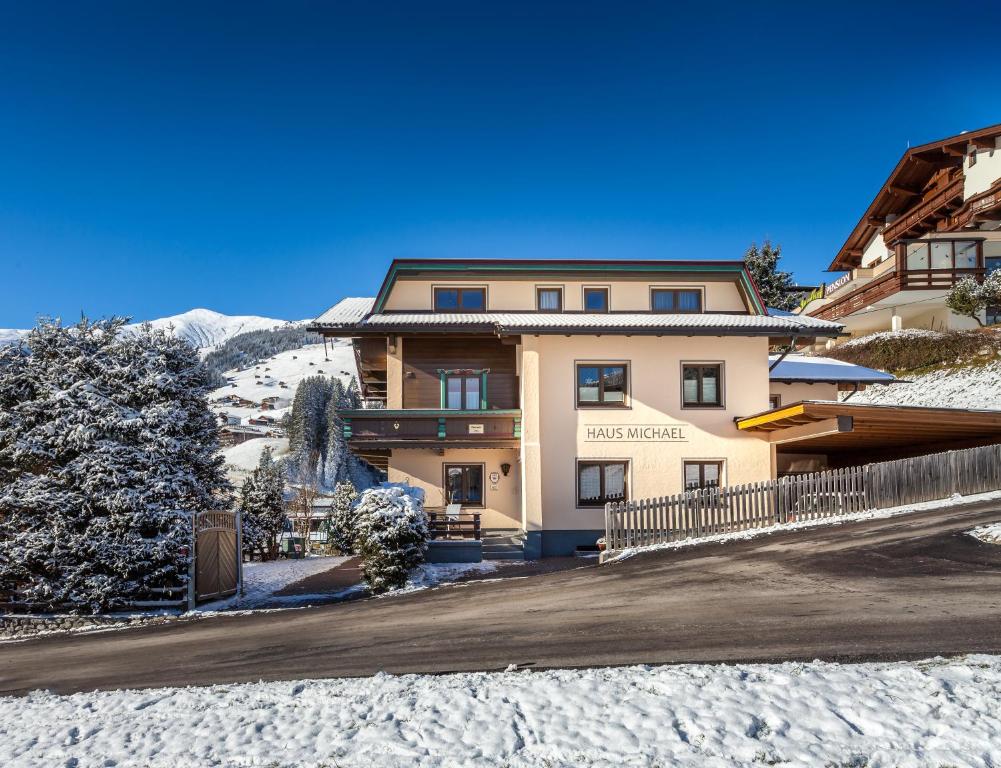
[125,308,297,351]
[0,329,29,345]
[2,309,300,351]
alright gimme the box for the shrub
[824,328,1001,374]
[355,486,428,593]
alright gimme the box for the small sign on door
[468,423,484,435]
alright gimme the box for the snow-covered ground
[608,490,1001,560]
[216,555,351,609]
[6,655,1001,767]
[848,359,1001,410]
[970,522,1001,545]
[840,327,945,347]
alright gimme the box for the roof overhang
[830,122,1001,272]
[737,400,1001,454]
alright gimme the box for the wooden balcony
[341,409,522,449]
[810,267,985,322]
[881,175,965,243]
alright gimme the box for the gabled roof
[768,354,895,385]
[369,258,769,315]
[310,297,844,338]
[831,122,1001,272]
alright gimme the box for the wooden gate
[195,511,241,602]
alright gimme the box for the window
[434,287,486,312]
[682,363,723,408]
[577,460,628,507]
[906,240,981,271]
[583,287,609,313]
[576,363,628,407]
[444,374,482,410]
[906,242,929,271]
[536,287,563,311]
[684,461,723,491]
[651,288,702,313]
[445,464,484,506]
[769,394,781,409]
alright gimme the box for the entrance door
[445,464,484,506]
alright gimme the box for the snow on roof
[769,354,895,384]
[314,297,376,325]
[311,298,843,336]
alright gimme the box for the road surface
[3,500,1001,695]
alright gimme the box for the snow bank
[848,359,1001,410]
[5,656,1001,767]
[383,561,505,596]
[970,522,1001,545]
[609,490,1001,561]
[841,328,944,347]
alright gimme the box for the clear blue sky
[2,1,1000,327]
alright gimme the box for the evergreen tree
[355,486,428,593]
[744,241,798,311]
[326,481,360,554]
[241,447,287,561]
[0,317,230,613]
[322,379,349,488]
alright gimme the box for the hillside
[211,338,358,482]
[823,327,1001,410]
[0,329,28,345]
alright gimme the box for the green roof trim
[372,260,767,315]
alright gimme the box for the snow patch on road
[5,656,1001,767]
[381,561,505,596]
[970,522,1001,546]
[609,489,1001,561]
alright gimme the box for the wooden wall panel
[402,337,519,409]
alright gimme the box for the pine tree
[744,241,798,311]
[326,481,360,554]
[241,447,287,560]
[0,317,231,613]
[322,378,348,488]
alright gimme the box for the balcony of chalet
[342,335,522,469]
[809,239,986,322]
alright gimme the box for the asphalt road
[4,500,1001,695]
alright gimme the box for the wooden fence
[604,443,1001,553]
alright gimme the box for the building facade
[310,259,843,557]
[802,122,1001,337]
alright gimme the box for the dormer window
[434,287,486,312]
[651,288,702,313]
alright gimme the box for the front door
[445,464,484,506]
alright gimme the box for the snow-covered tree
[322,378,348,488]
[355,486,428,593]
[240,447,287,561]
[326,481,360,554]
[0,317,230,613]
[947,272,1001,326]
[744,241,797,311]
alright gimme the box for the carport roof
[736,400,1001,454]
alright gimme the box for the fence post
[235,509,245,598]
[604,502,613,552]
[187,512,197,612]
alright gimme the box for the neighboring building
[801,122,1001,337]
[218,425,268,447]
[248,414,281,427]
[261,396,291,411]
[309,259,844,557]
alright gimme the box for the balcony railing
[341,409,522,447]
[882,175,965,243]
[810,267,985,322]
